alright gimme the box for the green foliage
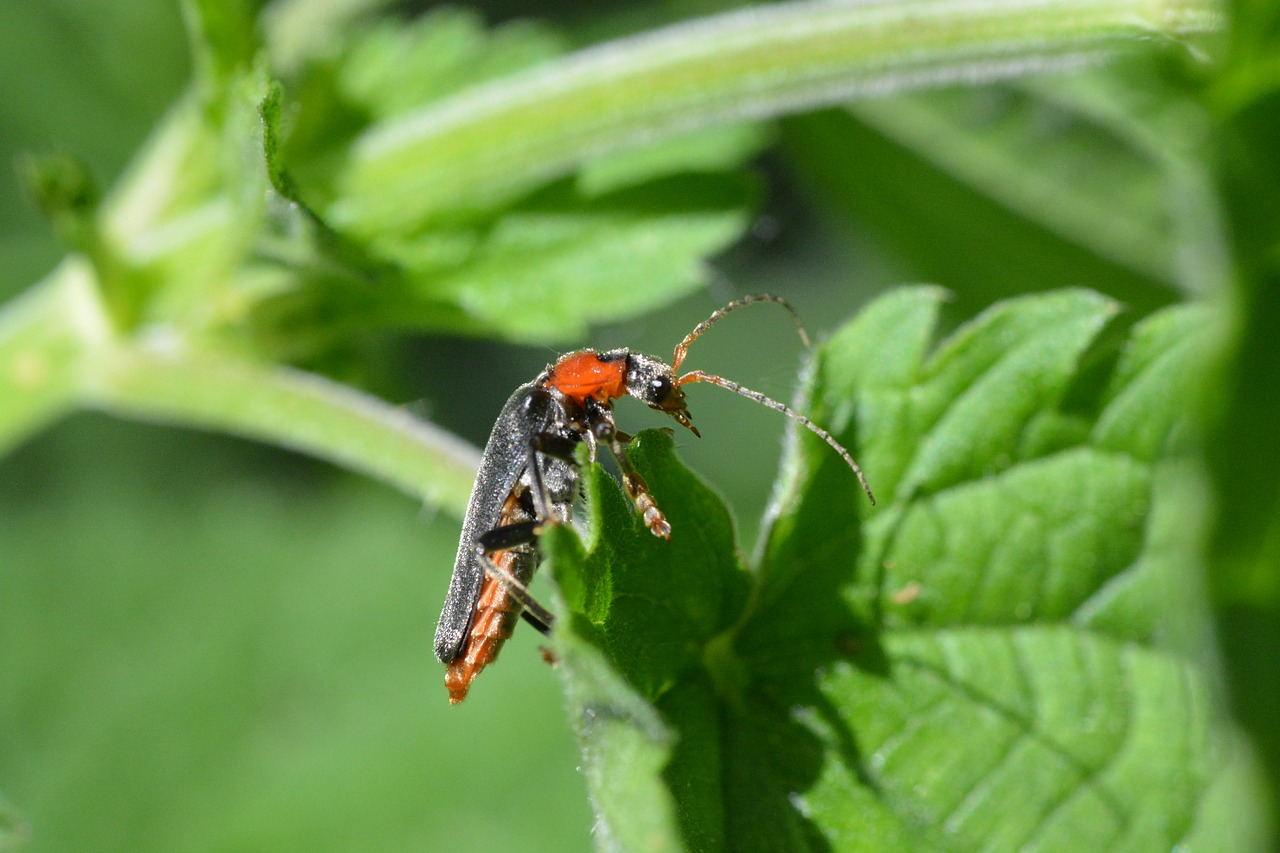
[551,291,1252,850]
[223,4,761,351]
[1,0,1275,851]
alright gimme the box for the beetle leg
[475,489,558,635]
[472,542,557,633]
[525,428,582,522]
[477,520,539,552]
[586,401,671,540]
[532,432,579,462]
[521,608,554,635]
[523,433,559,522]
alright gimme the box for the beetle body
[436,349,683,702]
[434,297,874,703]
[435,383,577,702]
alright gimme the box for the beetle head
[625,353,699,437]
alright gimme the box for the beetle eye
[649,376,672,399]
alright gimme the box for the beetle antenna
[678,369,875,505]
[672,294,810,372]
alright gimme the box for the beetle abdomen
[444,547,535,704]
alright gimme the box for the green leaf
[554,432,751,701]
[576,123,771,198]
[335,10,566,121]
[242,172,755,348]
[243,9,763,349]
[1092,302,1215,462]
[404,176,757,342]
[262,7,567,216]
[551,432,752,850]
[550,289,1259,851]
[550,553,685,853]
[801,627,1227,851]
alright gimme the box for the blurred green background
[3,0,1277,851]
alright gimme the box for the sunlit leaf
[551,290,1259,851]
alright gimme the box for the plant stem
[335,0,1220,230]
[0,259,106,452]
[86,344,481,512]
[0,260,480,515]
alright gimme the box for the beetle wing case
[435,384,537,663]
[434,382,578,664]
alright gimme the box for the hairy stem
[0,260,480,515]
[336,0,1219,229]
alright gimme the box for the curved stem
[85,346,481,513]
[0,260,480,515]
[0,259,105,452]
[335,0,1219,230]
